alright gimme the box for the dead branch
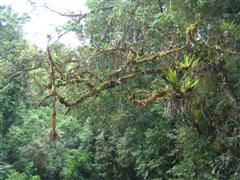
[40,5,114,18]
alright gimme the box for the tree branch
[40,5,114,18]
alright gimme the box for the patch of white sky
[0,0,88,50]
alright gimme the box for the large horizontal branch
[57,75,135,108]
[57,67,165,108]
[40,37,185,111]
[51,44,185,110]
[45,45,182,91]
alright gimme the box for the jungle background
[1,0,240,179]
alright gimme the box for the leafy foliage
[1,0,240,179]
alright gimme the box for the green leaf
[167,68,179,86]
[180,77,199,93]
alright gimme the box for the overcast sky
[0,0,87,49]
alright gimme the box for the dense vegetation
[1,0,240,179]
